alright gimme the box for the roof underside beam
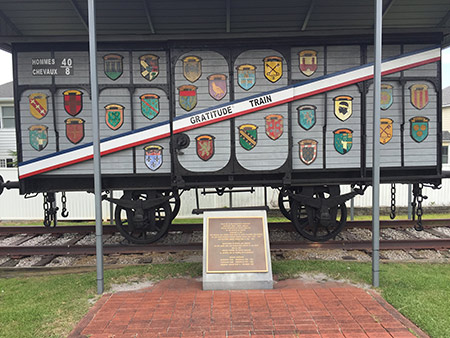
[437,9,450,28]
[301,0,316,31]
[68,0,89,32]
[143,0,156,34]
[382,0,396,18]
[0,9,22,36]
[226,0,231,33]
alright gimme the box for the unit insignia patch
[29,93,48,120]
[178,85,197,111]
[409,84,429,110]
[299,50,317,77]
[29,125,48,151]
[334,95,353,121]
[140,94,159,120]
[237,64,256,91]
[103,54,123,81]
[207,74,227,101]
[380,118,393,145]
[105,104,124,130]
[297,105,316,130]
[183,56,202,83]
[410,116,429,143]
[63,90,83,116]
[65,118,85,144]
[144,145,163,171]
[299,139,318,165]
[380,84,394,110]
[333,128,353,154]
[238,124,258,151]
[265,114,283,140]
[139,54,159,81]
[263,56,283,83]
[196,134,215,161]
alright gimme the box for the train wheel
[114,191,171,244]
[161,190,181,221]
[278,188,292,220]
[291,186,347,242]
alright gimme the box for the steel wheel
[162,190,181,221]
[114,191,171,244]
[278,188,292,220]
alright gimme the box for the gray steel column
[87,0,104,294]
[372,0,382,287]
[407,184,412,219]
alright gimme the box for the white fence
[0,168,449,221]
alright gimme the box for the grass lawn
[1,261,449,337]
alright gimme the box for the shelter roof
[444,86,450,107]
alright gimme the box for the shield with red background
[63,90,83,116]
[196,134,215,161]
[65,118,85,144]
[265,114,283,140]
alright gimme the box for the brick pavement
[69,278,428,338]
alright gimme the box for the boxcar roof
[0,0,449,50]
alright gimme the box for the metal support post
[407,184,412,219]
[350,197,355,221]
[88,0,104,294]
[372,0,382,288]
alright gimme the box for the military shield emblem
[28,125,48,151]
[238,124,258,151]
[265,114,283,140]
[144,145,163,171]
[65,118,85,144]
[29,93,48,120]
[380,118,393,145]
[410,116,429,143]
[139,54,159,81]
[196,134,215,161]
[380,84,393,110]
[207,74,227,101]
[334,95,353,121]
[410,84,429,110]
[237,64,256,91]
[178,85,197,111]
[264,56,283,83]
[299,50,317,77]
[140,94,159,120]
[297,105,316,130]
[63,90,83,116]
[103,54,123,81]
[183,56,202,83]
[334,128,353,154]
[105,104,124,130]
[299,139,318,165]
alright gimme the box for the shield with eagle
[238,124,258,151]
[65,118,85,144]
[409,84,429,110]
[334,128,353,154]
[380,84,393,110]
[207,74,227,101]
[140,94,159,120]
[196,134,215,161]
[144,145,163,171]
[178,85,197,111]
[263,56,283,83]
[105,104,124,130]
[299,139,318,165]
[103,54,123,81]
[29,125,48,151]
[380,118,393,145]
[183,56,202,83]
[63,90,83,116]
[299,50,318,77]
[29,93,48,120]
[297,105,316,130]
[410,116,429,143]
[265,114,283,140]
[139,54,159,81]
[237,64,256,91]
[334,95,353,121]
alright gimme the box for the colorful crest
[380,84,393,110]
[265,114,283,140]
[409,84,429,110]
[29,93,48,120]
[207,74,227,101]
[380,118,393,145]
[410,116,429,143]
[63,90,83,116]
[178,85,197,111]
[65,118,85,144]
[183,56,202,83]
[237,64,256,91]
[139,54,159,81]
[105,104,124,130]
[298,50,318,77]
[334,95,353,121]
[103,54,123,81]
[238,124,258,151]
[263,56,283,83]
[333,128,353,154]
[144,145,163,171]
[140,94,159,120]
[297,105,316,130]
[28,125,48,151]
[196,134,215,161]
[299,139,318,165]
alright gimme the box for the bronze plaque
[206,216,268,273]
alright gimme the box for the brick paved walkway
[70,278,427,338]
